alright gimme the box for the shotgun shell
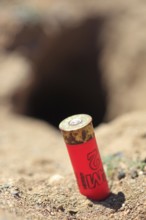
[59,114,110,201]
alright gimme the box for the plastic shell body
[59,114,110,201]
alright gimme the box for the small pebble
[49,174,64,184]
[50,212,55,216]
[69,210,78,215]
[3,183,11,189]
[120,203,125,211]
[57,205,65,212]
[11,189,20,197]
[118,170,126,180]
[88,202,93,207]
[130,170,138,179]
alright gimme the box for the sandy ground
[0,111,145,219]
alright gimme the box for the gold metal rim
[59,114,92,131]
[59,114,94,145]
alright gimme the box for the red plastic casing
[66,137,110,200]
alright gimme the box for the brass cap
[59,114,94,145]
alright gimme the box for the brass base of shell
[59,114,94,145]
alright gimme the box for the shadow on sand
[91,192,125,211]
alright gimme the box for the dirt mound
[0,0,146,127]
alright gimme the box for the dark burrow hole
[8,16,108,128]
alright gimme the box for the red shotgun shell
[59,114,110,201]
